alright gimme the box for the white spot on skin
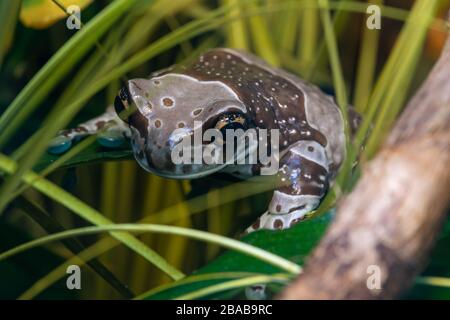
[268,191,320,216]
[290,141,329,170]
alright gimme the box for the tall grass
[0,0,447,299]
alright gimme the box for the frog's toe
[47,135,73,155]
[96,130,125,148]
[245,210,308,233]
[245,284,267,300]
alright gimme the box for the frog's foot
[245,284,267,300]
[245,196,318,234]
[246,210,306,234]
[47,106,130,154]
[244,141,329,234]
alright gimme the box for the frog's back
[179,48,346,175]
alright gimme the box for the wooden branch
[279,16,450,300]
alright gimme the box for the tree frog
[48,48,360,233]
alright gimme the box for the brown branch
[279,16,450,300]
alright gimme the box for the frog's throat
[138,146,253,180]
[148,163,228,180]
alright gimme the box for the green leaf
[34,142,132,172]
[143,212,332,299]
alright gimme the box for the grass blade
[0,153,184,280]
[0,224,302,275]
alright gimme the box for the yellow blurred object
[425,3,449,59]
[20,0,92,29]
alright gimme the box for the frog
[48,48,361,233]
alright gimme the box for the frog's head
[114,73,251,179]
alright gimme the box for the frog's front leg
[247,140,329,233]
[47,106,131,154]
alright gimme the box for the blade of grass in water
[132,175,166,292]
[19,234,128,300]
[352,0,439,167]
[13,195,134,299]
[155,181,191,286]
[305,0,351,81]
[364,0,439,157]
[318,0,351,190]
[96,160,121,299]
[353,0,383,113]
[0,224,302,275]
[207,190,224,260]
[20,175,280,299]
[0,153,184,281]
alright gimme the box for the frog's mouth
[154,163,228,180]
[154,139,258,180]
[131,133,228,180]
[135,135,257,180]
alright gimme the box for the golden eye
[215,113,246,131]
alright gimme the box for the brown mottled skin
[53,48,361,232]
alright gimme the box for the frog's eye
[214,113,247,134]
[114,86,131,124]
